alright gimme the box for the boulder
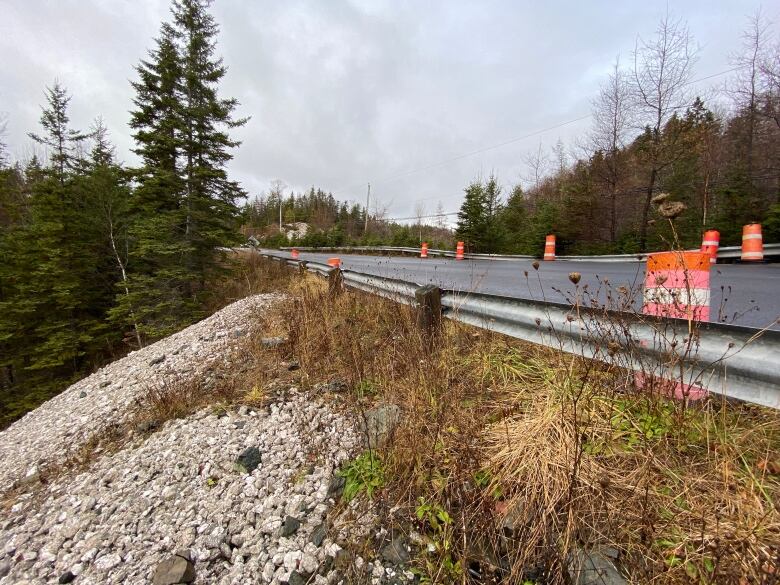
[361,404,401,449]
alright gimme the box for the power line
[332,65,747,204]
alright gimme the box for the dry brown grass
[260,256,780,585]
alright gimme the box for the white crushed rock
[0,391,361,584]
[0,294,283,494]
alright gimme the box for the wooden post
[298,260,308,276]
[328,267,343,297]
[415,285,442,338]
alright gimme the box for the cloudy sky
[0,0,777,221]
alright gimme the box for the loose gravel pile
[0,294,282,494]
[1,393,361,584]
[0,293,378,584]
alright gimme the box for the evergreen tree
[120,1,247,339]
[456,180,488,252]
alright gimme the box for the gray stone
[233,420,246,429]
[310,523,327,547]
[58,571,76,584]
[234,447,262,473]
[149,355,166,366]
[260,336,287,348]
[361,403,402,449]
[152,555,196,585]
[79,391,87,398]
[287,571,307,585]
[380,536,410,565]
[285,361,300,371]
[135,419,160,433]
[0,562,10,578]
[100,380,111,388]
[567,548,627,585]
[327,475,345,498]
[280,515,301,537]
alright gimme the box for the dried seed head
[658,200,687,219]
[532,261,540,270]
[617,285,629,296]
[568,272,581,285]
[651,192,671,205]
[654,274,668,285]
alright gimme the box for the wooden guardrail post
[415,285,442,339]
[298,260,308,276]
[328,267,343,297]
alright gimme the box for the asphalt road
[264,250,780,330]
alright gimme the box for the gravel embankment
[0,293,372,584]
[0,294,283,494]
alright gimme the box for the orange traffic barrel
[291,248,300,260]
[420,242,428,259]
[700,230,719,264]
[741,223,763,262]
[639,250,711,401]
[326,258,341,268]
[455,241,464,260]
[543,235,556,261]
[643,251,710,322]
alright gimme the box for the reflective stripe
[643,288,710,306]
[742,252,764,258]
[702,240,719,246]
[742,233,762,240]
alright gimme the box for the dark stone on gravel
[152,555,196,585]
[280,515,301,537]
[287,571,307,585]
[149,354,166,366]
[57,571,76,584]
[380,536,410,565]
[233,420,246,429]
[318,555,334,575]
[327,474,345,498]
[234,447,261,473]
[135,419,159,433]
[286,361,300,371]
[0,562,10,579]
[100,380,111,388]
[310,523,327,546]
[567,548,626,585]
[79,391,87,398]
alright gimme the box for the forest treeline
[455,16,780,254]
[242,187,453,249]
[0,0,245,425]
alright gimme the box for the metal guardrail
[276,243,780,262]
[257,250,780,410]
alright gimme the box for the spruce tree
[456,180,488,252]
[121,1,246,339]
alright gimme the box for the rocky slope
[0,294,369,584]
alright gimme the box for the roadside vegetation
[249,255,780,584]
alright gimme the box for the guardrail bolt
[415,285,442,339]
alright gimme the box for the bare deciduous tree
[591,57,633,242]
[631,13,697,249]
[523,142,550,191]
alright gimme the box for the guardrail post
[328,267,343,297]
[415,284,442,339]
[298,260,308,276]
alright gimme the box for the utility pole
[364,182,371,234]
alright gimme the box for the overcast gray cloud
[0,0,777,220]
